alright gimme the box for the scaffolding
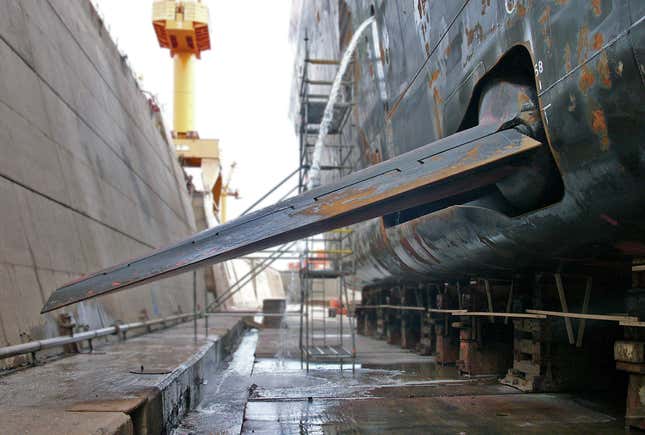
[297,34,358,372]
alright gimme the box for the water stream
[274,270,299,365]
[308,15,376,189]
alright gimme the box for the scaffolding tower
[297,34,358,372]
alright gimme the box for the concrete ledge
[0,317,245,434]
[3,408,134,435]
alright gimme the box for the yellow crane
[152,0,225,219]
[220,162,240,223]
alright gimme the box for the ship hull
[291,0,645,285]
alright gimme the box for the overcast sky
[93,0,299,220]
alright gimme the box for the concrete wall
[0,0,202,347]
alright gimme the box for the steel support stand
[504,280,514,325]
[484,279,494,323]
[204,278,209,338]
[554,273,575,345]
[576,277,592,347]
[193,270,197,342]
[299,271,304,369]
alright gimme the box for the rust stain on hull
[597,52,612,88]
[592,32,604,50]
[579,66,595,93]
[538,6,552,49]
[591,109,610,150]
[433,87,444,138]
[564,44,572,73]
[577,26,590,62]
[466,24,484,46]
[428,69,440,87]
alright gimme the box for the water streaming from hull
[308,15,376,189]
[275,270,299,365]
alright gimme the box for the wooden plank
[620,321,645,327]
[459,312,546,319]
[428,309,467,314]
[527,309,639,322]
[381,304,426,311]
[356,305,425,311]
[616,361,645,374]
[615,341,645,363]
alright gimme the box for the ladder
[297,34,358,372]
[299,229,356,372]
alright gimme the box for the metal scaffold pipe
[206,241,298,312]
[240,168,300,217]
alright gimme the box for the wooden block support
[615,341,645,363]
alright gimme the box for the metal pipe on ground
[0,313,198,360]
[0,327,116,360]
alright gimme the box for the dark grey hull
[291,0,645,285]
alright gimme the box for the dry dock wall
[0,1,203,350]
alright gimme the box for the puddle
[252,358,362,372]
[172,330,258,434]
[248,356,475,404]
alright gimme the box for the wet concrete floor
[174,330,259,434]
[0,317,243,434]
[177,313,625,434]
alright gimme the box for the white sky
[93,0,300,220]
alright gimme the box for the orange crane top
[152,0,211,58]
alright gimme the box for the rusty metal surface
[42,124,540,312]
[291,1,645,285]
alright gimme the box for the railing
[0,313,198,361]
